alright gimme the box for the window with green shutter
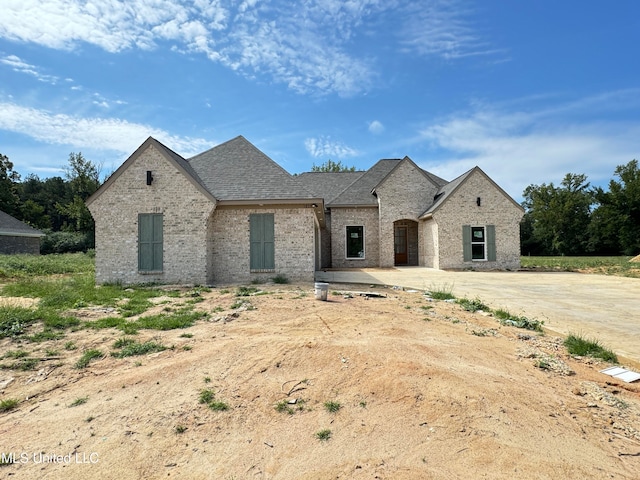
[250,213,275,271]
[139,214,163,272]
[463,225,496,262]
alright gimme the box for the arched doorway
[393,220,418,266]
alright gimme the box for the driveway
[315,267,640,364]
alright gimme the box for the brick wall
[208,206,316,285]
[88,144,216,285]
[330,207,379,268]
[0,236,41,255]
[375,160,439,267]
[431,170,523,270]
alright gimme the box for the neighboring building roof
[0,210,45,237]
[295,171,364,205]
[188,136,318,202]
[328,159,400,207]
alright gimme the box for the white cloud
[305,136,359,158]
[417,91,640,198]
[368,120,384,134]
[0,102,212,157]
[0,54,60,84]
[0,0,495,96]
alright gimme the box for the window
[471,226,486,260]
[250,213,275,271]
[346,225,365,259]
[139,214,163,271]
[463,225,496,262]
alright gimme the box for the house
[0,209,45,255]
[87,136,524,285]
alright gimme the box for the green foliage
[236,286,259,296]
[271,274,289,284]
[311,159,356,172]
[520,256,639,278]
[69,396,89,407]
[75,349,103,369]
[0,306,38,338]
[0,398,19,412]
[0,153,21,216]
[198,389,229,411]
[427,284,455,300]
[0,252,93,279]
[456,297,489,312]
[41,231,93,254]
[112,340,167,358]
[564,334,618,363]
[323,401,342,413]
[315,429,332,441]
[494,308,544,332]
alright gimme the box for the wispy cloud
[417,90,640,197]
[0,54,60,84]
[0,0,495,96]
[305,136,359,158]
[0,102,212,157]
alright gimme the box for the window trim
[345,225,365,260]
[471,226,486,261]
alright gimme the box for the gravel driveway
[316,268,640,364]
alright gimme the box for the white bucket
[314,282,329,301]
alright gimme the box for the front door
[394,226,408,265]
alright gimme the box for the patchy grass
[87,308,207,334]
[75,349,103,369]
[323,401,342,413]
[0,398,19,412]
[427,283,456,301]
[457,297,490,312]
[564,334,618,363]
[69,396,89,407]
[112,340,167,358]
[521,256,639,278]
[315,429,332,441]
[0,253,93,280]
[198,388,229,411]
[494,308,544,332]
[272,274,289,284]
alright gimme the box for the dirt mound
[1,285,639,479]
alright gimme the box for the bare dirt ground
[1,284,640,479]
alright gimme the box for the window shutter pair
[462,225,496,261]
[250,213,275,271]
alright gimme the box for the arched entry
[394,220,418,266]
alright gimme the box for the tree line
[1,152,639,256]
[1,152,101,254]
[521,160,640,256]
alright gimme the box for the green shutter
[139,214,163,271]
[486,225,496,261]
[250,214,275,271]
[462,225,472,261]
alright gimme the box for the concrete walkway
[315,267,640,364]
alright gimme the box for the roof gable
[86,137,216,207]
[420,166,524,218]
[372,156,444,194]
[0,210,45,237]
[188,136,317,202]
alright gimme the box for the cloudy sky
[1,0,638,199]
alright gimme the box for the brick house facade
[87,136,523,285]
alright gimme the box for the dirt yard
[1,284,640,479]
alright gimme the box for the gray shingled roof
[328,159,400,206]
[295,171,364,205]
[188,136,317,201]
[0,210,45,237]
[421,168,474,216]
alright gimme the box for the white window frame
[345,225,365,260]
[471,226,487,261]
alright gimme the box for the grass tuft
[315,429,332,441]
[0,398,19,412]
[323,400,342,413]
[564,334,618,363]
[427,283,455,301]
[75,349,103,369]
[112,341,166,358]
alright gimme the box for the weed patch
[0,398,19,412]
[112,341,167,358]
[69,396,88,407]
[198,389,230,411]
[427,284,455,301]
[494,309,544,332]
[75,349,103,369]
[272,274,289,284]
[457,297,489,312]
[324,401,341,413]
[315,429,332,441]
[564,334,618,363]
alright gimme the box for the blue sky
[1,0,638,200]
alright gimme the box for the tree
[0,153,21,216]
[311,159,356,172]
[55,152,101,234]
[522,173,593,255]
[590,160,640,255]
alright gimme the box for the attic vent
[433,193,443,202]
[146,171,153,185]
